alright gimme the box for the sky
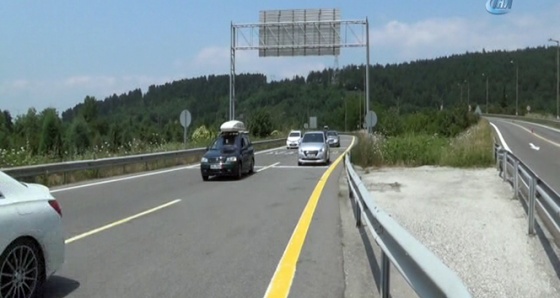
[1,0,559,116]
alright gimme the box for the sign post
[179,109,192,148]
[365,110,377,134]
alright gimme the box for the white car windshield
[289,132,300,137]
[301,133,324,143]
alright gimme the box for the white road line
[489,121,512,152]
[505,120,560,148]
[51,145,285,193]
[256,162,280,172]
[512,119,560,134]
[272,165,328,169]
[65,199,182,244]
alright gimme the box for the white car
[0,171,65,297]
[286,130,302,149]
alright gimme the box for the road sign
[180,109,192,148]
[365,110,377,128]
[304,123,309,129]
[180,110,192,128]
[309,116,317,129]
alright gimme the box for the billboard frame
[230,9,372,133]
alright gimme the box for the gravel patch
[357,166,560,298]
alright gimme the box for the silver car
[298,131,331,166]
[326,130,341,147]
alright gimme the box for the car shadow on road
[40,276,80,298]
[204,172,254,182]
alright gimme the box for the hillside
[0,45,558,159]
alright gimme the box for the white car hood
[287,137,301,142]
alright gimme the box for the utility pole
[344,96,347,132]
[549,38,560,119]
[483,73,489,113]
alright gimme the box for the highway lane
[488,117,560,194]
[42,136,353,297]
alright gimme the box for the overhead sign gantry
[229,8,373,133]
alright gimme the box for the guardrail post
[514,159,519,199]
[355,194,362,227]
[528,176,537,235]
[502,152,508,182]
[496,149,501,171]
[380,251,390,298]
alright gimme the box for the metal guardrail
[1,138,286,180]
[484,113,560,128]
[493,142,560,246]
[343,153,472,298]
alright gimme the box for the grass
[17,139,285,187]
[0,133,283,169]
[350,118,494,169]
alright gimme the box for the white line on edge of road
[489,122,512,152]
[51,145,285,193]
[256,162,280,172]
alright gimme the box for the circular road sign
[365,110,378,128]
[180,109,192,128]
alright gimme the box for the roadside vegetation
[4,45,559,169]
[0,107,284,168]
[351,107,494,168]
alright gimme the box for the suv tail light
[48,199,62,217]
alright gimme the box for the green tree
[39,108,63,156]
[67,116,92,155]
[248,109,273,138]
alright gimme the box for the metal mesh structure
[258,9,341,57]
[229,8,372,133]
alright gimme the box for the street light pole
[466,80,470,110]
[549,38,560,119]
[483,73,489,113]
[344,96,347,132]
[511,60,518,116]
[516,64,519,116]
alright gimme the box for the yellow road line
[65,199,182,244]
[263,137,356,298]
[509,121,560,148]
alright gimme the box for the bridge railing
[344,153,472,298]
[494,142,560,247]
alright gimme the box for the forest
[0,45,558,167]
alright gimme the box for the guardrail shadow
[40,275,80,298]
[500,163,560,279]
[347,181,386,296]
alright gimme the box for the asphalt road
[42,136,353,298]
[487,117,560,194]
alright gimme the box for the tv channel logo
[486,0,513,15]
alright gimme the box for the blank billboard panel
[258,9,341,57]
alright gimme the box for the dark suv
[200,131,255,181]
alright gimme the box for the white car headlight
[201,157,208,162]
[226,156,237,162]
